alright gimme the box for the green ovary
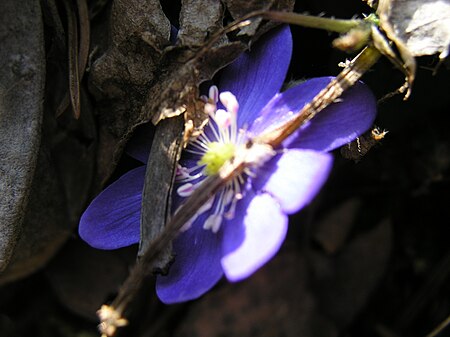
[199,142,236,176]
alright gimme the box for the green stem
[264,11,363,33]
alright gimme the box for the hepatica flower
[79,26,377,303]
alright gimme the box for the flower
[79,26,377,304]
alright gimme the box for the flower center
[175,86,251,233]
[198,142,236,176]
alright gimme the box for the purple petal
[125,123,155,164]
[221,193,288,281]
[79,166,144,249]
[156,214,223,304]
[219,25,292,127]
[249,78,377,152]
[254,149,333,214]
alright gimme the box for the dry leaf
[46,240,136,321]
[0,0,45,272]
[380,0,450,59]
[0,147,70,285]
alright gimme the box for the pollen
[198,142,236,176]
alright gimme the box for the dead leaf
[0,146,70,285]
[0,0,45,272]
[313,198,362,254]
[0,78,97,285]
[46,240,136,321]
[139,115,184,264]
[89,0,171,184]
[375,0,450,97]
[340,126,388,162]
[178,0,227,46]
[380,0,450,60]
[310,218,392,328]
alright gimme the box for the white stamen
[209,85,219,103]
[219,92,239,115]
[177,183,195,197]
[222,189,234,206]
[200,197,215,213]
[215,109,232,130]
[179,197,214,232]
[176,165,190,179]
[176,86,254,234]
[204,214,222,233]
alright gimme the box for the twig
[426,313,450,337]
[255,46,381,148]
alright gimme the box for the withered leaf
[0,146,70,285]
[313,198,362,254]
[46,240,136,321]
[379,0,450,60]
[0,0,45,272]
[178,0,227,46]
[311,218,392,328]
[139,115,184,264]
[0,87,97,285]
[89,0,171,184]
[375,0,450,97]
[340,126,388,162]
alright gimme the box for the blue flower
[79,26,377,303]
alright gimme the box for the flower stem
[263,11,364,33]
[97,166,247,337]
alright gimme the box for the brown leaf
[0,0,45,272]
[139,115,184,264]
[375,0,450,97]
[380,0,450,60]
[46,240,136,321]
[56,0,91,119]
[311,218,392,328]
[62,0,81,119]
[313,198,362,254]
[178,0,227,46]
[0,87,97,284]
[89,0,171,184]
[0,146,70,285]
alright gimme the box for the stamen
[176,86,255,233]
[176,164,203,183]
[209,85,219,103]
[204,214,222,233]
[215,109,232,130]
[177,183,195,197]
[180,197,214,232]
[219,92,239,115]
